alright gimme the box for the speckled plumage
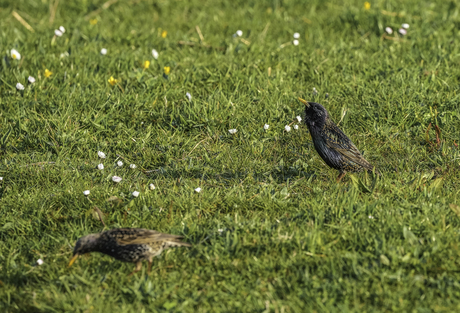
[298,98,377,181]
[69,228,191,275]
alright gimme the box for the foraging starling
[298,98,377,181]
[68,228,191,276]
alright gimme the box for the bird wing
[112,228,189,246]
[323,121,374,170]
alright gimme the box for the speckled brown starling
[68,228,191,276]
[298,98,377,181]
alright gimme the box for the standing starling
[68,228,191,276]
[298,98,377,181]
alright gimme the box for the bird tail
[165,239,192,248]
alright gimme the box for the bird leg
[147,259,153,275]
[128,261,143,276]
[336,171,346,183]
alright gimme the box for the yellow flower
[143,60,150,69]
[161,30,167,38]
[44,69,53,78]
[164,66,170,75]
[90,19,98,25]
[364,2,371,10]
[108,76,118,86]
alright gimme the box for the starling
[298,98,377,181]
[68,228,191,276]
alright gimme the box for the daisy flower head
[385,27,393,34]
[130,164,137,169]
[285,125,291,132]
[236,30,243,37]
[228,129,237,134]
[117,160,123,167]
[16,83,24,91]
[0,177,3,180]
[296,116,302,122]
[143,60,150,69]
[37,259,44,266]
[132,191,140,197]
[108,76,118,86]
[83,190,90,196]
[28,76,35,84]
[59,26,66,33]
[10,49,21,60]
[100,48,107,55]
[293,32,300,39]
[186,92,192,101]
[294,125,299,130]
[44,69,52,78]
[399,28,407,36]
[112,176,122,183]
[54,29,63,37]
[264,124,269,130]
[293,40,299,46]
[194,187,201,193]
[97,163,104,170]
[149,183,156,190]
[313,87,318,96]
[97,151,106,158]
[402,23,409,29]
[152,49,159,59]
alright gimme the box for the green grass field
[1,0,460,311]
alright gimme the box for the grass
[1,0,460,311]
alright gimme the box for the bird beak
[298,97,310,107]
[68,254,79,267]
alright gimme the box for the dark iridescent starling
[298,98,377,181]
[68,228,191,276]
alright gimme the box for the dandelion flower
[44,69,52,78]
[402,23,409,29]
[152,49,159,59]
[112,176,122,183]
[399,28,407,35]
[37,259,44,266]
[385,27,393,34]
[236,30,243,37]
[132,191,140,197]
[130,164,136,169]
[194,187,201,193]
[149,183,156,190]
[285,125,291,132]
[117,160,123,167]
[143,60,150,69]
[28,76,35,83]
[97,163,104,170]
[83,190,90,196]
[54,29,63,37]
[293,32,300,39]
[108,76,118,86]
[59,26,66,33]
[186,92,192,101]
[364,1,371,10]
[10,49,21,60]
[98,151,106,158]
[164,66,171,75]
[294,125,299,130]
[228,129,237,134]
[100,48,107,55]
[16,83,24,91]
[90,19,98,25]
[296,116,302,122]
[161,30,167,38]
[293,40,299,46]
[264,124,269,130]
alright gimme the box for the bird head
[68,233,101,267]
[298,98,328,128]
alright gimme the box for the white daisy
[228,129,237,134]
[385,27,393,34]
[37,259,44,266]
[0,177,3,180]
[83,190,90,196]
[285,125,291,132]
[28,76,35,83]
[294,125,299,130]
[97,163,104,170]
[264,124,269,130]
[194,187,202,193]
[313,87,318,96]
[368,215,374,219]
[293,32,300,39]
[97,151,106,158]
[152,49,159,59]
[186,92,192,101]
[54,29,63,37]
[293,40,299,46]
[10,49,21,60]
[130,164,136,169]
[16,83,24,91]
[296,116,302,122]
[402,23,409,29]
[112,176,122,183]
[59,26,66,33]
[399,28,407,36]
[236,30,243,37]
[132,191,140,197]
[149,183,156,190]
[100,48,107,55]
[117,160,123,167]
